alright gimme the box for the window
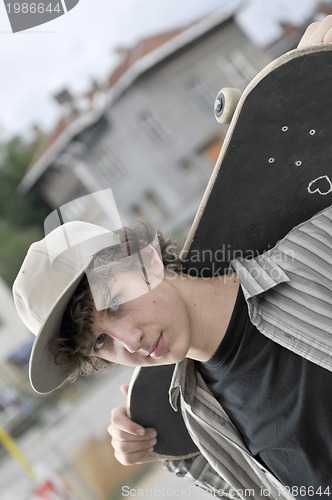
[130,190,168,221]
[220,49,257,86]
[186,77,215,111]
[200,138,224,167]
[179,159,206,187]
[130,203,144,219]
[144,190,168,218]
[93,145,127,187]
[138,111,171,147]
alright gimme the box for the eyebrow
[85,305,112,355]
[80,315,100,356]
[81,334,96,356]
[123,228,152,290]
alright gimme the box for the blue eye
[110,296,120,312]
[95,333,106,350]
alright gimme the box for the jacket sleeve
[164,455,242,499]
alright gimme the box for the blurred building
[18,3,332,240]
[19,4,273,242]
[7,2,332,498]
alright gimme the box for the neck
[166,270,239,362]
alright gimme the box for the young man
[13,17,332,500]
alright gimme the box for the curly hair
[48,219,182,382]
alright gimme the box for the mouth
[148,333,164,359]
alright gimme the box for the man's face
[90,270,192,367]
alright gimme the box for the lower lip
[150,333,164,359]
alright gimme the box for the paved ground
[0,366,212,499]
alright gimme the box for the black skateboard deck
[182,44,332,274]
[127,366,199,460]
[128,44,332,458]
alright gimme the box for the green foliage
[0,220,42,284]
[0,135,48,286]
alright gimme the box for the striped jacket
[165,206,332,499]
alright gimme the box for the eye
[94,333,107,351]
[109,296,120,312]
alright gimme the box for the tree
[0,135,48,285]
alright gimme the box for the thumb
[120,384,129,397]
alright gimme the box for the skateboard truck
[214,87,242,124]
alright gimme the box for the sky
[237,0,319,45]
[0,0,234,136]
[0,0,321,137]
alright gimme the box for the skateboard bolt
[214,98,223,113]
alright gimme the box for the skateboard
[128,44,332,459]
[128,366,199,460]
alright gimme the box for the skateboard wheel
[214,87,241,124]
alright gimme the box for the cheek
[149,298,172,324]
[95,339,122,364]
[161,296,184,322]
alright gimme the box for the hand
[298,15,332,48]
[108,384,159,465]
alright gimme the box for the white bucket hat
[12,221,119,394]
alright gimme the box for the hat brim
[29,266,87,394]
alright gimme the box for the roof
[28,29,186,169]
[107,28,184,89]
[19,3,242,193]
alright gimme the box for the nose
[111,325,143,353]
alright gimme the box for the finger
[298,22,320,48]
[120,384,129,397]
[299,16,332,47]
[110,406,156,437]
[114,447,157,466]
[323,26,332,44]
[108,423,157,442]
[111,436,157,455]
